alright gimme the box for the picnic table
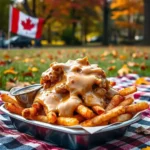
[0,74,150,150]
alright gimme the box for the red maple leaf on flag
[21,18,35,30]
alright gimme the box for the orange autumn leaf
[40,59,46,64]
[118,64,131,76]
[140,63,147,70]
[107,66,116,71]
[119,55,127,60]
[100,51,110,57]
[112,50,118,57]
[22,71,33,77]
[141,146,150,150]
[3,53,10,60]
[109,81,116,87]
[23,58,33,63]
[4,68,18,75]
[28,67,39,72]
[135,78,150,85]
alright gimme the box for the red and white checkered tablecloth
[0,74,150,150]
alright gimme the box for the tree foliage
[17,0,104,44]
[111,0,144,40]
[0,0,10,33]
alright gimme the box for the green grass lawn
[0,46,150,90]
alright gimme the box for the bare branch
[23,0,33,16]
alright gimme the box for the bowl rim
[0,104,141,135]
[10,84,42,96]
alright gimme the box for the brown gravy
[35,57,109,117]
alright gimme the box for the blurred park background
[0,0,150,90]
[1,0,150,47]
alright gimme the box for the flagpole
[8,5,12,50]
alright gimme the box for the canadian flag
[9,7,44,39]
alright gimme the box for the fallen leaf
[14,56,21,60]
[3,53,10,60]
[22,71,33,77]
[0,61,6,66]
[119,55,127,60]
[140,63,147,70]
[109,60,116,64]
[135,77,150,85]
[135,126,150,135]
[127,62,139,67]
[23,58,33,63]
[48,54,53,60]
[109,81,116,86]
[4,68,18,75]
[107,66,116,71]
[28,67,39,72]
[101,51,109,57]
[141,146,150,150]
[40,59,46,64]
[118,64,131,76]
[112,50,118,57]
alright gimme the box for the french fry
[125,102,149,114]
[76,104,95,119]
[47,111,57,123]
[92,105,105,115]
[100,121,108,126]
[73,114,85,123]
[119,97,134,106]
[1,94,21,106]
[32,102,42,111]
[5,103,24,115]
[22,102,43,119]
[34,115,49,123]
[81,106,125,127]
[110,113,133,123]
[57,117,79,126]
[119,86,137,96]
[22,107,37,119]
[106,95,124,111]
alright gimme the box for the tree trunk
[47,23,51,43]
[143,0,150,45]
[32,0,36,17]
[103,1,110,46]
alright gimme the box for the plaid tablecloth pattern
[0,74,150,150]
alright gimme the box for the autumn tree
[16,0,104,45]
[111,0,144,42]
[0,0,9,33]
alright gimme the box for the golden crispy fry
[22,107,37,119]
[125,102,149,114]
[76,104,95,119]
[119,97,134,106]
[22,102,43,119]
[106,95,124,111]
[110,113,133,123]
[119,86,137,96]
[57,117,79,126]
[32,102,42,110]
[47,111,57,123]
[99,121,108,126]
[1,94,21,106]
[92,105,105,115]
[34,115,49,123]
[81,106,125,127]
[5,103,24,115]
[73,114,85,123]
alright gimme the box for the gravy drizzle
[35,57,110,117]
